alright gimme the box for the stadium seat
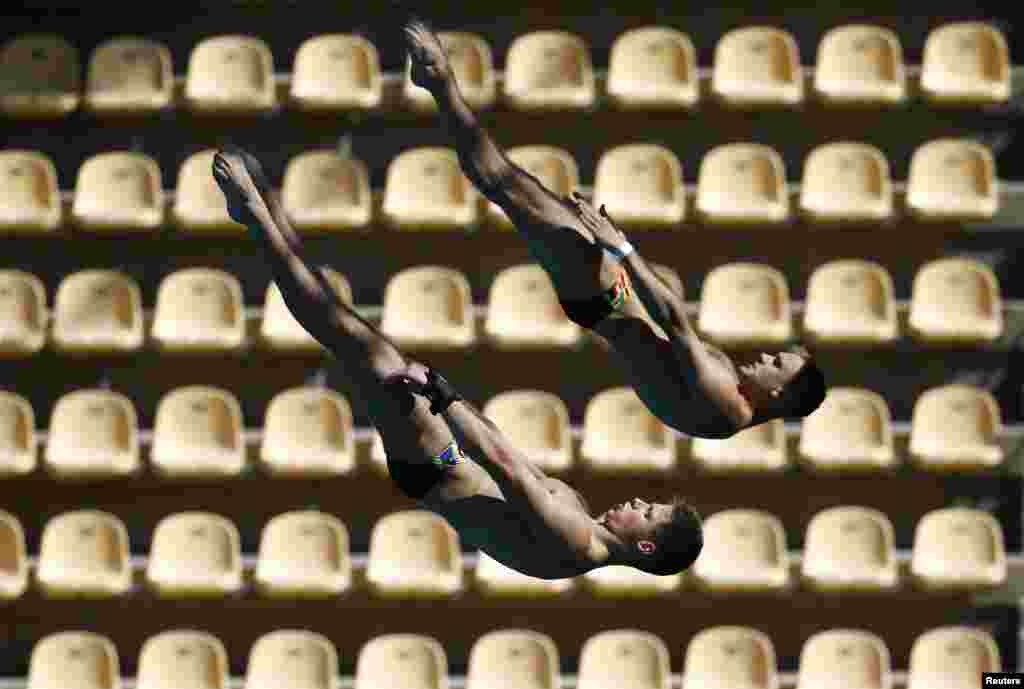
[907,626,1001,689]
[696,144,789,225]
[712,27,803,107]
[290,34,382,111]
[44,389,140,478]
[691,509,789,592]
[184,35,276,114]
[906,139,998,221]
[799,143,893,223]
[0,391,36,476]
[798,388,896,472]
[796,630,891,689]
[382,148,478,230]
[28,632,120,689]
[51,270,144,354]
[908,258,1003,344]
[697,263,792,346]
[281,152,372,232]
[577,630,671,689]
[911,508,1007,590]
[467,630,561,689]
[369,431,387,473]
[0,511,28,599]
[151,386,245,478]
[682,626,778,689]
[0,34,80,118]
[580,387,676,474]
[147,512,243,597]
[482,389,573,472]
[37,510,131,597]
[172,150,239,234]
[261,269,354,352]
[404,32,496,111]
[802,506,898,591]
[246,630,338,689]
[803,260,898,345]
[137,631,229,689]
[366,510,464,598]
[256,511,351,598]
[72,152,163,233]
[909,385,1004,471]
[484,264,581,349]
[921,23,1010,105]
[261,388,356,476]
[152,269,245,352]
[814,25,906,104]
[0,270,46,358]
[487,145,579,228]
[582,565,683,597]
[355,635,448,689]
[593,144,686,228]
[607,27,698,110]
[691,419,788,473]
[503,31,596,110]
[0,150,61,234]
[84,37,173,115]
[380,266,476,349]
[473,551,576,597]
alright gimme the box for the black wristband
[424,368,462,415]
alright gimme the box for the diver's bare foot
[403,19,451,90]
[211,147,273,227]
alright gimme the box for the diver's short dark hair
[635,497,703,577]
[782,356,827,419]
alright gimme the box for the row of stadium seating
[0,22,1008,119]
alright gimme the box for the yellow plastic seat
[152,268,245,352]
[593,144,686,228]
[256,511,351,597]
[28,632,120,689]
[0,510,28,599]
[908,258,1003,344]
[405,32,495,111]
[0,391,36,476]
[607,27,698,110]
[0,35,80,118]
[482,389,573,473]
[185,35,276,114]
[381,266,476,349]
[800,143,893,223]
[261,388,356,476]
[72,152,163,233]
[37,510,131,598]
[0,270,46,357]
[580,387,676,474]
[467,630,560,689]
[488,146,579,228]
[246,631,339,689]
[282,152,372,232]
[712,28,803,107]
[691,419,788,473]
[85,37,173,114]
[147,512,243,597]
[698,263,792,346]
[908,627,1001,689]
[137,631,229,689]
[796,630,891,689]
[911,507,1007,591]
[473,550,576,597]
[45,390,140,478]
[682,626,778,689]
[151,386,245,478]
[172,150,239,234]
[0,150,61,234]
[382,148,478,230]
[52,270,144,354]
[910,385,1003,471]
[921,23,1010,105]
[802,506,898,591]
[578,630,671,689]
[484,264,581,349]
[906,140,998,221]
[803,260,897,345]
[291,34,382,111]
[503,31,596,111]
[814,25,906,104]
[692,509,789,592]
[366,510,463,598]
[261,269,353,351]
[798,388,895,472]
[355,635,448,689]
[582,565,683,598]
[696,144,789,225]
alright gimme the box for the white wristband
[606,241,635,260]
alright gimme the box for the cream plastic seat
[366,510,463,598]
[682,626,779,689]
[381,266,476,349]
[0,151,61,234]
[0,35,80,118]
[691,420,788,473]
[482,390,573,472]
[696,144,789,225]
[291,34,382,111]
[282,152,372,232]
[45,390,140,478]
[172,150,239,234]
[0,391,36,476]
[28,632,120,689]
[503,31,596,110]
[355,635,448,689]
[582,565,683,597]
[137,631,229,689]
[474,550,576,597]
[467,630,560,689]
[907,627,1001,689]
[256,511,351,597]
[261,269,354,351]
[152,269,245,352]
[578,630,671,689]
[712,28,803,107]
[261,388,356,476]
[0,270,46,357]
[593,144,686,228]
[911,507,1007,590]
[921,23,1010,105]
[802,506,897,591]
[247,631,338,689]
[803,260,897,345]
[910,385,1003,471]
[0,510,28,599]
[37,510,131,597]
[382,148,478,230]
[698,263,792,346]
[796,630,892,689]
[72,152,163,233]
[692,509,789,592]
[906,140,998,221]
[52,270,144,354]
[147,512,243,597]
[405,32,495,111]
[485,264,581,349]
[800,144,893,223]
[185,35,276,114]
[85,37,173,115]
[908,258,1003,344]
[607,27,698,110]
[580,387,676,474]
[151,386,245,478]
[799,388,895,472]
[488,146,579,228]
[814,26,906,104]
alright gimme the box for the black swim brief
[558,266,632,330]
